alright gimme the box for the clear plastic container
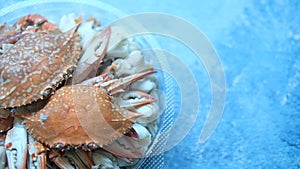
[0,1,176,168]
[1,1,226,168]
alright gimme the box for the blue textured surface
[1,0,300,168]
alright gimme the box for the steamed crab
[0,14,159,169]
[0,14,58,49]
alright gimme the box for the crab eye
[53,142,64,150]
[42,87,53,98]
[87,142,98,150]
[66,66,75,75]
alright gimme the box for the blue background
[1,0,299,168]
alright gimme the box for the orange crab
[1,14,156,168]
[13,13,58,32]
[0,14,58,49]
[24,70,155,148]
[0,24,81,108]
[19,69,154,169]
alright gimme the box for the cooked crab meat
[109,51,151,77]
[106,39,140,59]
[59,13,98,48]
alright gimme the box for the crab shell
[0,109,13,132]
[24,85,142,148]
[0,23,22,48]
[0,25,82,108]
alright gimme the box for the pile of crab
[0,14,160,169]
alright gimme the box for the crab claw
[27,135,47,169]
[100,70,156,95]
[72,26,111,84]
[5,126,27,169]
[117,90,155,109]
[103,124,151,159]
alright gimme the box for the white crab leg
[27,135,47,169]
[91,149,119,169]
[103,124,151,159]
[49,151,75,169]
[0,134,6,169]
[0,145,6,169]
[5,126,27,169]
[52,157,75,169]
[63,149,94,169]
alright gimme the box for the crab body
[24,85,141,148]
[0,25,82,108]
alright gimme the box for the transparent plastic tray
[0,1,177,168]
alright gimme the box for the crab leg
[0,147,5,169]
[27,134,47,169]
[76,149,95,168]
[0,135,6,169]
[49,151,76,169]
[103,123,151,159]
[91,149,119,169]
[117,90,155,109]
[63,149,94,169]
[5,126,27,169]
[80,72,112,86]
[81,70,156,108]
[48,149,94,169]
[99,70,156,95]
